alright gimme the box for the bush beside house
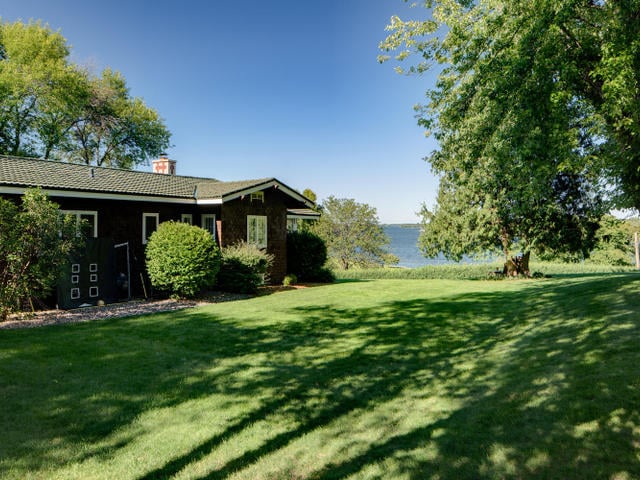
[217,242,274,294]
[0,189,82,320]
[145,221,221,299]
[286,230,335,283]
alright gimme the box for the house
[0,154,319,308]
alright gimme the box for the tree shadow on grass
[0,274,638,479]
[139,274,640,479]
[311,274,640,479]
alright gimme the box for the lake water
[384,224,449,268]
[383,224,498,268]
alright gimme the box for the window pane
[202,215,216,238]
[145,215,158,241]
[80,214,96,237]
[247,217,253,243]
[145,216,155,234]
[258,217,266,245]
[60,211,98,238]
[247,216,267,248]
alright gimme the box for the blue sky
[1,0,440,223]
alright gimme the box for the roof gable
[197,178,315,208]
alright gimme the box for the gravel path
[0,291,252,330]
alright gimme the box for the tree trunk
[521,251,530,276]
[502,251,531,277]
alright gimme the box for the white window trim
[287,217,299,232]
[201,214,216,239]
[142,213,159,244]
[181,213,193,224]
[60,210,98,238]
[247,215,267,249]
[250,191,264,203]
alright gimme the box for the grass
[1,274,639,479]
[333,261,636,280]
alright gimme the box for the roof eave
[0,185,197,204]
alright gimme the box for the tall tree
[310,196,393,270]
[419,169,603,273]
[0,20,171,167]
[0,20,80,157]
[302,188,317,203]
[378,0,633,270]
[65,68,171,168]
[577,214,636,266]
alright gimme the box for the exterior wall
[47,195,202,248]
[0,191,223,299]
[220,188,289,284]
[0,186,296,299]
[46,195,221,298]
[44,196,220,242]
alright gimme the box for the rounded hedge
[286,230,333,282]
[145,221,221,298]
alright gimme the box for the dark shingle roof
[0,156,206,197]
[0,156,286,202]
[196,178,274,199]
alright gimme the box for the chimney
[152,153,176,175]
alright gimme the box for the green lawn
[1,275,639,479]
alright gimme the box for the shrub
[286,230,334,282]
[311,266,336,283]
[145,221,220,298]
[282,274,297,286]
[217,242,274,294]
[0,189,82,320]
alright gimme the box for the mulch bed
[0,285,316,330]
[0,291,251,330]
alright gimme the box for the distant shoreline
[382,223,420,229]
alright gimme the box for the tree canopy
[310,196,394,270]
[379,0,638,270]
[0,20,170,168]
[302,188,318,203]
[566,214,637,266]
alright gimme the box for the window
[61,210,98,238]
[250,191,264,203]
[181,214,193,224]
[201,214,216,239]
[287,218,299,232]
[247,215,267,248]
[142,213,159,244]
